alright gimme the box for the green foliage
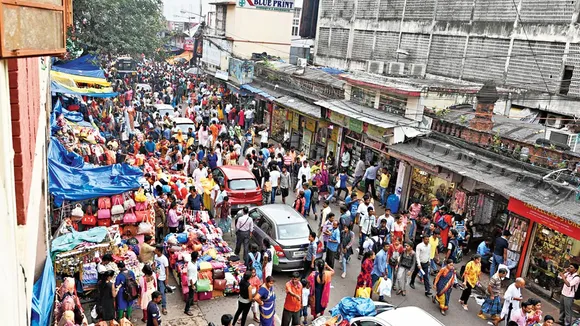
[70,0,166,57]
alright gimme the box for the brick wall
[8,58,40,225]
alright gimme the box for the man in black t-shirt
[147,291,163,326]
[490,230,511,276]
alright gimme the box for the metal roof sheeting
[275,96,321,118]
[315,99,415,129]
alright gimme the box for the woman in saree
[354,251,375,296]
[254,276,276,326]
[433,259,456,315]
[308,259,335,318]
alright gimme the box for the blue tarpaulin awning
[30,253,55,326]
[48,137,143,206]
[52,55,106,79]
[51,81,118,98]
[240,84,276,100]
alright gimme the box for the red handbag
[213,279,226,291]
[197,291,212,301]
[135,210,148,223]
[111,194,124,205]
[81,206,97,226]
[97,219,111,227]
[98,197,111,209]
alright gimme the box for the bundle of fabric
[330,297,376,322]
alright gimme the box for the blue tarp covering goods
[31,253,55,326]
[48,137,142,206]
[330,297,376,321]
[52,55,106,79]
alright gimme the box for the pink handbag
[111,194,124,205]
[97,208,111,220]
[123,209,137,224]
[135,201,148,211]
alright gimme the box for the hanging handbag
[135,210,148,223]
[124,195,136,211]
[135,201,148,211]
[98,197,111,209]
[81,206,97,226]
[111,194,124,205]
[111,197,125,216]
[71,204,84,219]
[97,208,111,220]
[97,219,111,227]
[111,214,124,224]
[123,208,137,224]
[135,189,147,202]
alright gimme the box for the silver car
[249,204,320,272]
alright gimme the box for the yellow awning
[53,79,115,94]
[50,70,111,87]
[166,51,193,65]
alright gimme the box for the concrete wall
[0,57,50,326]
[314,0,580,98]
[228,6,293,60]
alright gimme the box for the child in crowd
[301,279,310,325]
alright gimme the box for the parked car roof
[171,117,194,124]
[372,306,444,326]
[259,204,307,225]
[218,165,257,180]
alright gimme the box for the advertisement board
[237,0,295,11]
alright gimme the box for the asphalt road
[198,190,493,326]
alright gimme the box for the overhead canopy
[52,55,106,79]
[51,80,118,98]
[166,51,193,64]
[241,84,277,100]
[51,70,111,87]
[48,137,142,206]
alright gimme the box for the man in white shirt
[235,207,254,263]
[258,129,269,149]
[409,234,432,296]
[274,143,285,157]
[154,246,170,314]
[184,251,199,315]
[297,160,311,184]
[97,254,114,273]
[215,184,228,206]
[244,108,255,130]
[269,167,281,204]
[500,278,525,322]
[357,195,374,259]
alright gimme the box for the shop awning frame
[51,70,111,87]
[275,96,321,119]
[240,84,280,100]
[315,99,415,129]
[388,136,580,225]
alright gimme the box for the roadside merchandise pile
[163,210,245,301]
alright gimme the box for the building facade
[313,0,580,115]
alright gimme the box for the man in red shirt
[282,272,303,326]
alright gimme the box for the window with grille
[292,8,301,36]
[351,86,376,107]
[216,5,226,35]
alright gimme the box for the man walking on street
[357,195,374,259]
[409,234,433,297]
[363,161,379,200]
[269,166,281,204]
[325,220,340,269]
[235,207,253,263]
[372,242,390,301]
[303,232,318,279]
[184,252,199,316]
[559,263,579,326]
[154,246,169,315]
[351,158,366,195]
[282,272,303,326]
[280,166,291,204]
[490,230,511,276]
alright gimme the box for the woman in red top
[387,238,404,284]
[392,215,406,243]
[354,251,375,296]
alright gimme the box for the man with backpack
[115,261,138,320]
[446,229,461,264]
[558,263,580,326]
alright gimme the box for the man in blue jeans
[409,234,433,296]
[371,242,390,301]
[154,246,169,315]
[490,230,511,276]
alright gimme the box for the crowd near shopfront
[42,55,580,326]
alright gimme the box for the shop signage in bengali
[237,0,295,11]
[330,126,339,142]
[349,118,363,134]
[367,124,386,140]
[305,118,316,132]
[291,113,299,130]
[507,198,580,240]
[329,111,347,126]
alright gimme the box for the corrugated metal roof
[274,96,321,118]
[315,99,415,129]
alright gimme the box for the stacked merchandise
[53,277,89,326]
[163,213,246,302]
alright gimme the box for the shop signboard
[215,70,229,81]
[291,113,300,130]
[395,162,407,198]
[507,198,580,240]
[305,118,316,132]
[228,58,254,85]
[367,124,386,140]
[237,0,295,12]
[349,118,363,134]
[330,126,339,142]
[329,111,347,126]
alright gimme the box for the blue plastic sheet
[51,227,110,254]
[52,55,106,79]
[31,253,56,326]
[48,137,142,206]
[51,81,119,98]
[330,297,376,321]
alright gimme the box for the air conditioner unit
[545,114,564,129]
[410,63,426,77]
[387,62,405,75]
[297,58,307,68]
[366,60,385,74]
[547,129,579,152]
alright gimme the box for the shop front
[274,96,322,157]
[270,103,289,143]
[508,197,580,301]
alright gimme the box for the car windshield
[277,223,310,240]
[228,178,257,190]
[176,124,194,133]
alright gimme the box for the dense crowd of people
[82,60,579,326]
